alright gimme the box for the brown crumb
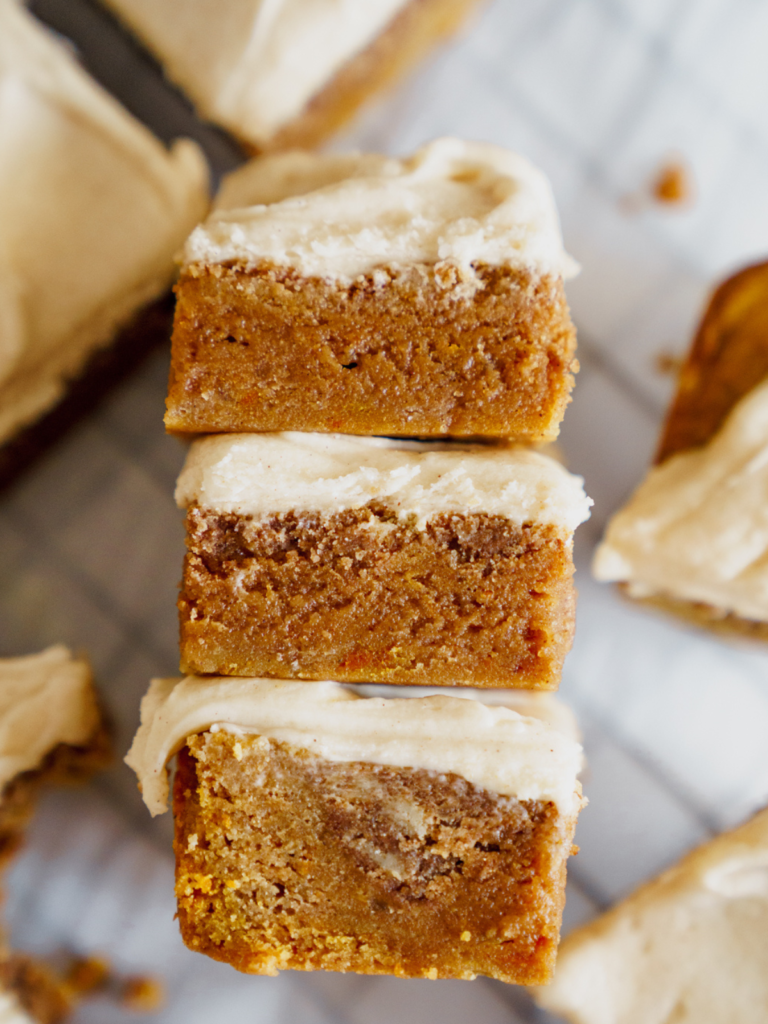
[121,976,164,1012]
[652,159,694,206]
[654,351,683,376]
[65,955,109,995]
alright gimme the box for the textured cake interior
[174,731,576,984]
[178,504,576,688]
[166,264,577,440]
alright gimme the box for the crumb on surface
[654,351,683,376]
[652,158,694,205]
[121,976,165,1012]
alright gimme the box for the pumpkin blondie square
[175,432,591,688]
[166,139,578,441]
[127,676,584,984]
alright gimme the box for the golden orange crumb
[122,976,164,1012]
[652,159,694,206]
[65,956,109,995]
[654,351,683,376]
[460,931,472,942]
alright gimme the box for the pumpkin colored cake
[593,260,768,639]
[126,676,584,984]
[166,140,579,441]
[174,432,592,688]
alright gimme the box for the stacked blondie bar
[128,138,592,985]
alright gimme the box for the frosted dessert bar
[0,646,108,869]
[536,807,768,1024]
[101,0,483,151]
[0,0,208,476]
[594,260,768,640]
[127,676,584,984]
[175,433,592,688]
[166,140,579,441]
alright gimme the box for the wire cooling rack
[2,1,768,1020]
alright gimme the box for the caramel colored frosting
[175,432,592,533]
[594,377,768,622]
[537,808,768,1024]
[0,646,100,790]
[126,677,584,817]
[0,0,209,444]
[186,139,578,284]
[102,0,412,145]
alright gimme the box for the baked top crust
[593,260,768,630]
[656,260,768,463]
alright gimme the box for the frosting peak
[186,139,577,283]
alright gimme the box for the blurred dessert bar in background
[0,0,208,484]
[99,0,485,151]
[0,954,72,1024]
[594,260,768,639]
[127,676,584,984]
[165,140,579,440]
[536,806,768,1024]
[0,646,108,870]
[174,433,592,687]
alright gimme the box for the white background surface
[3,0,768,1020]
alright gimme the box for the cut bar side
[178,504,576,688]
[656,259,768,463]
[174,731,577,984]
[166,263,577,440]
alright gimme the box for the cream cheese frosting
[175,432,593,533]
[103,0,411,145]
[125,676,584,817]
[353,685,582,743]
[185,139,578,283]
[593,377,768,622]
[0,0,209,445]
[536,808,768,1024]
[0,645,100,791]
